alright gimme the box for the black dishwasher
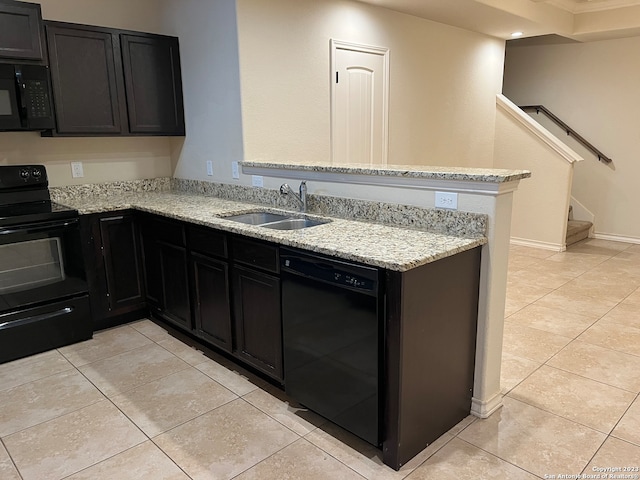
[281,247,382,446]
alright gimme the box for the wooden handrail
[519,105,612,164]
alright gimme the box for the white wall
[159,0,245,182]
[0,0,173,187]
[503,37,640,242]
[235,0,504,171]
[494,98,576,250]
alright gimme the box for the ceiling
[355,0,640,42]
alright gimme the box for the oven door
[0,218,88,313]
[0,217,92,364]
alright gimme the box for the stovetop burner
[0,200,79,227]
[0,165,79,228]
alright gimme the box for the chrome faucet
[280,181,307,212]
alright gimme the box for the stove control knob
[32,168,42,178]
[20,168,30,180]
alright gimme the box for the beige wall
[37,0,168,33]
[0,0,173,187]
[236,0,504,170]
[2,0,506,188]
[494,98,575,250]
[504,37,640,242]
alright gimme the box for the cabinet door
[159,242,191,330]
[45,22,126,134]
[98,215,145,314]
[192,253,232,352]
[232,265,282,380]
[140,225,163,308]
[0,0,44,61]
[81,212,145,331]
[120,34,185,135]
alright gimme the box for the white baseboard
[510,237,565,252]
[471,392,503,419]
[592,232,640,245]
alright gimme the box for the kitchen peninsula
[52,163,529,469]
[241,160,531,419]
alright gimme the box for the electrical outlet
[70,162,84,178]
[251,175,264,187]
[206,160,213,176]
[435,191,458,210]
[231,161,240,179]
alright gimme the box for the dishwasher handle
[280,249,378,294]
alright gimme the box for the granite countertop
[55,190,486,272]
[242,160,532,183]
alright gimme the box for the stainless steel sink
[223,211,330,230]
[223,212,290,225]
[260,218,328,230]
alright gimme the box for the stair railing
[519,105,612,164]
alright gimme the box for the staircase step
[566,220,592,246]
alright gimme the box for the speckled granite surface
[51,178,171,201]
[170,179,487,238]
[242,160,532,183]
[51,179,487,271]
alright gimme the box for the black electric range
[0,165,92,364]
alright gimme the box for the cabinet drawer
[188,226,227,259]
[232,237,279,274]
[141,215,185,246]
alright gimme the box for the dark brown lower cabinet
[232,264,282,381]
[83,210,483,471]
[139,214,191,330]
[140,225,162,308]
[81,211,145,330]
[158,242,191,329]
[383,246,482,470]
[191,252,232,352]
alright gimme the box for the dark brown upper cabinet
[121,34,184,135]
[0,0,46,63]
[45,23,126,135]
[44,21,185,136]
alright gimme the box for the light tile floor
[1,238,640,479]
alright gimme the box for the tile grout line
[500,360,547,396]
[0,437,24,480]
[56,325,157,367]
[70,361,197,480]
[504,387,634,437]
[0,351,76,395]
[146,397,305,480]
[605,392,639,443]
[501,242,639,476]
[454,436,544,479]
[543,351,640,394]
[0,367,107,439]
[227,436,367,480]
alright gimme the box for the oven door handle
[0,307,74,330]
[0,218,78,236]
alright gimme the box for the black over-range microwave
[0,64,54,131]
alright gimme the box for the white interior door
[332,41,388,166]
